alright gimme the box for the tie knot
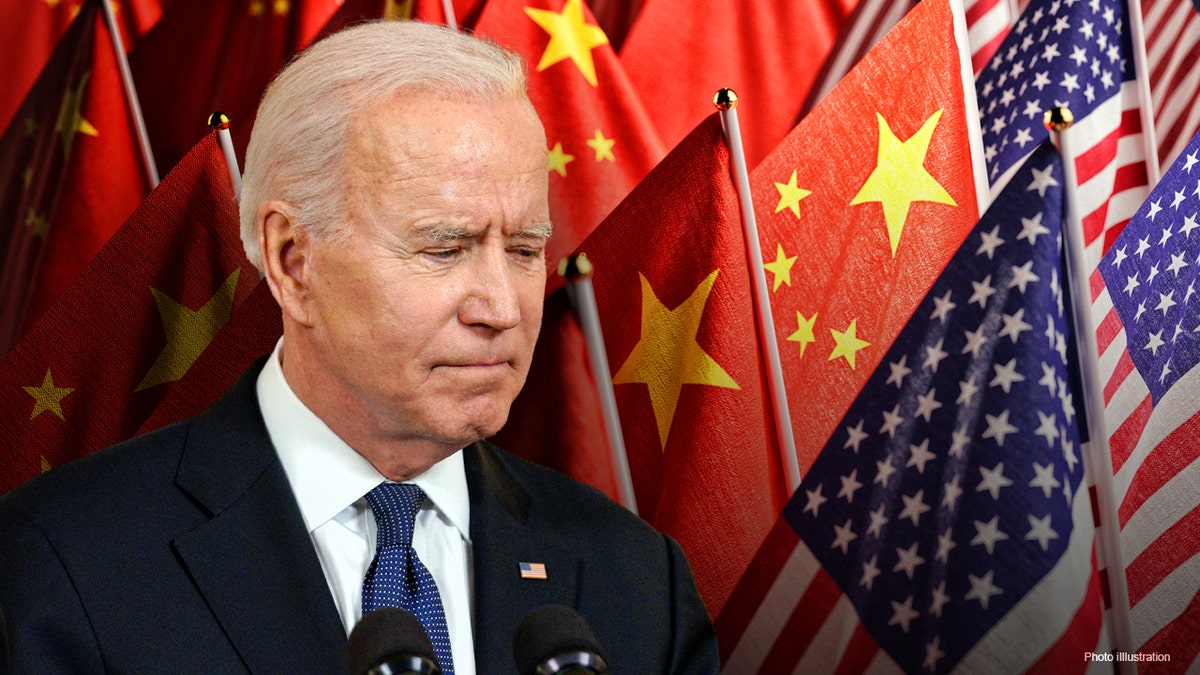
[366,483,426,548]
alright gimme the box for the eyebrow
[413,221,553,242]
[514,221,554,241]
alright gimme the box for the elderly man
[0,20,717,674]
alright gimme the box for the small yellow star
[43,0,61,7]
[249,0,266,16]
[23,116,39,138]
[787,311,818,357]
[774,169,812,220]
[41,456,53,473]
[525,0,610,87]
[23,369,74,420]
[25,209,48,237]
[136,271,240,391]
[22,165,34,191]
[613,270,739,448]
[547,142,574,177]
[851,110,956,256]
[829,319,870,369]
[585,129,615,162]
[273,0,290,15]
[763,243,797,291]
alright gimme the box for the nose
[459,245,522,331]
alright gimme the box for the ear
[259,200,315,327]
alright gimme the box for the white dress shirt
[257,341,476,675]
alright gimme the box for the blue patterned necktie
[362,483,454,674]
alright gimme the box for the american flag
[1093,129,1200,669]
[1141,0,1200,172]
[977,0,1152,269]
[717,143,1108,673]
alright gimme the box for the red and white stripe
[964,0,1016,74]
[1090,271,1200,668]
[1065,81,1154,273]
[1141,0,1200,172]
[715,483,1108,674]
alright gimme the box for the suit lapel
[172,363,348,674]
[466,443,580,669]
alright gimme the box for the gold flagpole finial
[1044,106,1073,132]
[557,253,593,281]
[713,88,739,111]
[208,111,232,131]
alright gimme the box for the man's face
[297,94,550,456]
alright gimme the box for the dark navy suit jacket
[0,361,718,673]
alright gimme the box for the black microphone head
[347,607,440,675]
[513,604,610,675]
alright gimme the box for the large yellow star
[787,311,818,357]
[850,110,956,257]
[586,129,615,162]
[547,142,574,177]
[774,169,812,220]
[56,71,99,160]
[136,270,240,392]
[525,0,610,87]
[24,369,74,420]
[41,456,53,472]
[612,270,739,449]
[763,243,797,291]
[829,319,870,369]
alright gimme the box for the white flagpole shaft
[99,0,159,187]
[441,0,458,29]
[1051,110,1137,671]
[563,258,638,515]
[1125,0,1162,183]
[209,114,242,200]
[716,93,802,495]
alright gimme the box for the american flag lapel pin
[519,562,547,580]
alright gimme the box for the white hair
[239,20,529,268]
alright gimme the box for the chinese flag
[473,0,666,270]
[0,3,152,354]
[0,133,265,495]
[499,114,788,617]
[128,0,344,175]
[751,0,987,474]
[618,0,856,172]
[0,0,161,135]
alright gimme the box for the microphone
[347,607,442,675]
[513,604,611,675]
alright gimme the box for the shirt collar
[257,339,471,542]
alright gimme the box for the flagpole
[1047,106,1137,671]
[442,0,458,29]
[208,112,242,200]
[99,0,159,187]
[715,89,801,495]
[1125,0,1162,182]
[560,254,638,515]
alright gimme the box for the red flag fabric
[0,133,264,495]
[751,0,987,475]
[0,0,161,136]
[473,0,665,269]
[0,3,151,354]
[618,0,856,172]
[128,0,343,175]
[498,114,787,617]
[1142,0,1200,171]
